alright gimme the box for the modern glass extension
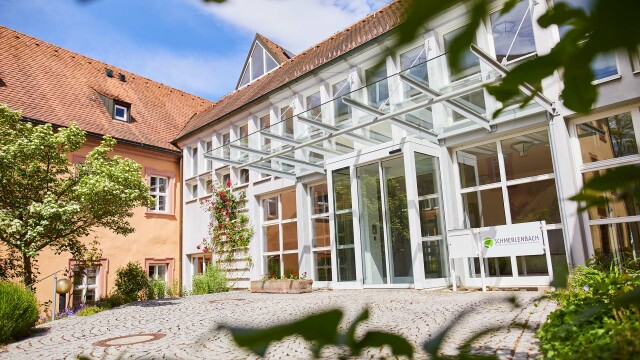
[203,43,561,289]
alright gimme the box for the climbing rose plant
[200,180,253,273]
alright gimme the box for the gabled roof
[175,0,405,142]
[0,26,213,153]
[256,33,294,64]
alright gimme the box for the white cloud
[191,0,391,53]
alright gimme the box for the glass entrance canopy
[204,46,554,180]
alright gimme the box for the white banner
[479,222,546,258]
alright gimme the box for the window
[306,92,322,119]
[333,79,352,126]
[574,109,640,267]
[72,265,99,305]
[259,114,272,178]
[400,45,428,98]
[490,0,536,64]
[149,176,168,212]
[261,190,299,277]
[577,112,638,164]
[238,43,279,88]
[280,106,294,137]
[192,254,212,275]
[365,65,389,109]
[310,183,331,281]
[332,167,356,281]
[190,183,198,200]
[456,129,567,277]
[556,0,618,81]
[113,103,129,122]
[222,132,230,159]
[415,153,448,279]
[444,28,480,82]
[205,140,213,171]
[631,46,640,72]
[148,264,167,281]
[191,146,198,176]
[239,169,250,184]
[239,124,249,146]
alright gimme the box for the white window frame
[239,43,279,88]
[148,264,168,281]
[113,104,128,122]
[205,140,213,171]
[309,182,332,282]
[191,146,199,177]
[453,127,565,279]
[149,175,169,212]
[260,191,298,277]
[73,266,99,304]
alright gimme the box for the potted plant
[250,272,312,294]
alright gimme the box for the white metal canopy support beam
[203,154,298,180]
[296,115,381,147]
[341,97,439,142]
[399,73,492,131]
[470,44,558,115]
[228,143,325,173]
[237,76,495,170]
[259,131,343,157]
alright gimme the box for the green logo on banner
[483,238,494,248]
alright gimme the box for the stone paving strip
[1,289,554,359]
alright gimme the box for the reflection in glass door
[357,157,413,285]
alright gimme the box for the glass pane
[508,179,561,224]
[240,169,249,184]
[577,112,637,163]
[590,222,640,267]
[311,183,329,214]
[501,130,553,180]
[333,79,352,125]
[251,44,265,80]
[423,240,448,278]
[281,107,294,137]
[73,267,83,286]
[335,213,354,246]
[517,229,569,277]
[266,54,278,72]
[306,92,322,119]
[452,90,486,122]
[444,28,480,82]
[333,168,352,211]
[264,224,280,252]
[281,190,297,220]
[86,267,97,285]
[239,69,250,87]
[592,52,618,80]
[582,170,640,220]
[283,253,299,276]
[150,176,157,191]
[314,251,332,281]
[85,289,95,303]
[420,198,441,237]
[337,247,356,282]
[266,255,280,276]
[365,65,389,108]
[282,221,298,251]
[312,216,330,247]
[462,188,507,228]
[458,143,501,188]
[400,45,428,98]
[383,157,413,282]
[158,195,166,211]
[415,153,439,196]
[263,196,278,221]
[490,0,536,63]
[358,162,387,285]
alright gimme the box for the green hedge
[114,262,149,302]
[0,281,39,344]
[537,264,640,359]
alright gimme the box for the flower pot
[249,279,313,294]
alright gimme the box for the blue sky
[0,0,390,101]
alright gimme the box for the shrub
[95,293,127,309]
[76,306,105,317]
[537,263,640,359]
[166,280,183,298]
[114,262,149,302]
[0,281,39,344]
[191,264,229,295]
[147,278,166,300]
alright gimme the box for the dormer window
[113,103,128,122]
[238,43,278,88]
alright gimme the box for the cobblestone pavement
[2,289,555,359]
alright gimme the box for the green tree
[0,104,154,286]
